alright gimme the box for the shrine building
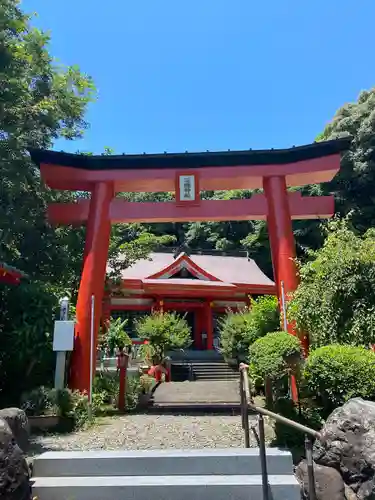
[105,249,276,350]
[0,262,26,285]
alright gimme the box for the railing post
[240,370,251,447]
[243,397,250,448]
[240,373,245,429]
[305,435,317,500]
[258,414,269,500]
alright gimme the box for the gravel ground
[29,414,274,457]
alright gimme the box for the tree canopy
[288,221,375,348]
[0,1,174,404]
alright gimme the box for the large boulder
[0,417,31,500]
[295,460,345,500]
[0,408,29,453]
[313,398,375,498]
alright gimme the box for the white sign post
[53,297,74,389]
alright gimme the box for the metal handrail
[239,365,318,500]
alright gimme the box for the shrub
[70,391,92,429]
[219,296,279,363]
[93,371,120,404]
[50,388,92,429]
[125,377,142,411]
[272,396,323,449]
[50,388,75,416]
[139,374,155,394]
[101,317,132,354]
[135,312,191,360]
[249,332,302,382]
[303,344,375,417]
[20,386,55,416]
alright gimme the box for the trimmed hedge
[249,331,302,381]
[303,344,375,416]
[219,296,279,363]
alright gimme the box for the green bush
[272,397,323,449]
[20,386,55,416]
[219,296,279,363]
[303,344,375,417]
[93,371,120,404]
[125,377,142,411]
[50,388,93,429]
[139,374,155,394]
[50,388,75,416]
[135,312,191,360]
[101,317,132,354]
[249,332,302,382]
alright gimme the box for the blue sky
[22,0,375,154]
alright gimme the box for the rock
[0,418,31,500]
[0,408,29,452]
[314,398,375,498]
[344,484,358,500]
[295,460,345,499]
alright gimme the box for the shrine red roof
[0,262,26,285]
[113,252,275,294]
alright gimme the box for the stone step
[193,372,238,376]
[189,362,230,366]
[192,365,235,370]
[32,474,300,500]
[147,403,242,415]
[33,448,294,478]
[192,367,236,372]
[194,374,238,378]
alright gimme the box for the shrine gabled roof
[0,262,27,284]
[29,137,351,171]
[113,252,275,289]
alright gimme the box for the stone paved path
[153,380,240,404]
[29,413,274,458]
[29,414,255,457]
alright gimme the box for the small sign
[179,175,195,201]
[53,320,75,352]
[176,172,200,205]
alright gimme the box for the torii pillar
[69,182,113,394]
[263,176,308,401]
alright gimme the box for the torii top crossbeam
[30,138,350,193]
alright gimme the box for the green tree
[107,225,176,282]
[317,88,375,232]
[135,312,192,361]
[0,1,96,404]
[288,220,375,348]
[219,296,280,363]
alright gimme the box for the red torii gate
[30,137,350,400]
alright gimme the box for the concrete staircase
[191,360,239,380]
[170,350,238,382]
[32,448,300,500]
